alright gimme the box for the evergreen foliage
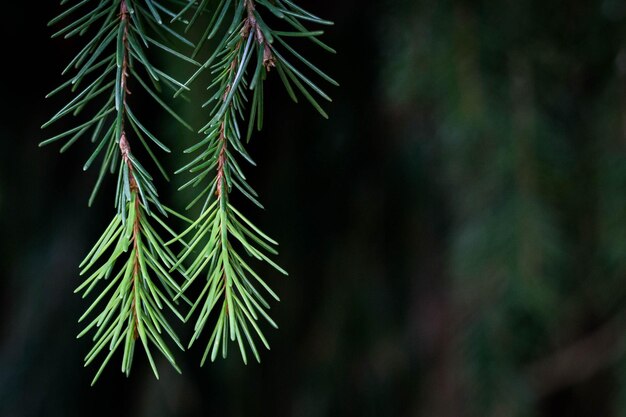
[40,0,334,383]
[172,0,336,364]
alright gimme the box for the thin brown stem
[216,122,228,198]
[118,0,141,339]
[118,0,133,180]
[244,0,275,70]
[214,36,245,199]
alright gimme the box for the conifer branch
[42,0,196,383]
[41,0,337,380]
[172,0,335,364]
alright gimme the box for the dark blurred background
[3,0,626,416]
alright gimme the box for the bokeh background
[3,0,626,416]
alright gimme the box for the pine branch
[172,0,334,364]
[41,0,336,378]
[41,0,196,210]
[76,191,185,385]
[173,23,284,364]
[42,0,196,383]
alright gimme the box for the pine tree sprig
[76,191,185,385]
[41,0,336,380]
[171,0,333,364]
[42,0,196,382]
[41,0,196,210]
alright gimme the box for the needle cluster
[42,0,335,384]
